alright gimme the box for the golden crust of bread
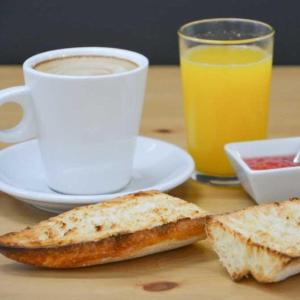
[0,191,207,268]
[0,217,205,268]
[206,198,300,283]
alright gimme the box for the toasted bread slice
[207,198,300,283]
[0,191,207,268]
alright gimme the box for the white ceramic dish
[0,136,194,213]
[225,137,300,204]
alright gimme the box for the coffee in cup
[0,47,148,195]
[34,55,138,76]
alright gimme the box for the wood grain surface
[0,66,300,299]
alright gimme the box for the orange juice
[181,46,272,176]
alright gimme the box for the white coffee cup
[0,47,148,195]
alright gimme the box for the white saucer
[0,137,194,213]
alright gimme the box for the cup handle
[0,86,37,143]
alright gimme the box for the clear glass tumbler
[178,18,274,185]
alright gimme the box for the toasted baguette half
[207,198,300,283]
[0,191,207,268]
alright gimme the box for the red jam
[244,155,300,170]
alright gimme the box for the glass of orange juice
[178,18,274,184]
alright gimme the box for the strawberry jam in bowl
[225,137,300,204]
[244,155,300,170]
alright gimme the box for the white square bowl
[225,137,300,204]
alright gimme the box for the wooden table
[0,66,300,299]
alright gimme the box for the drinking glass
[178,18,274,184]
